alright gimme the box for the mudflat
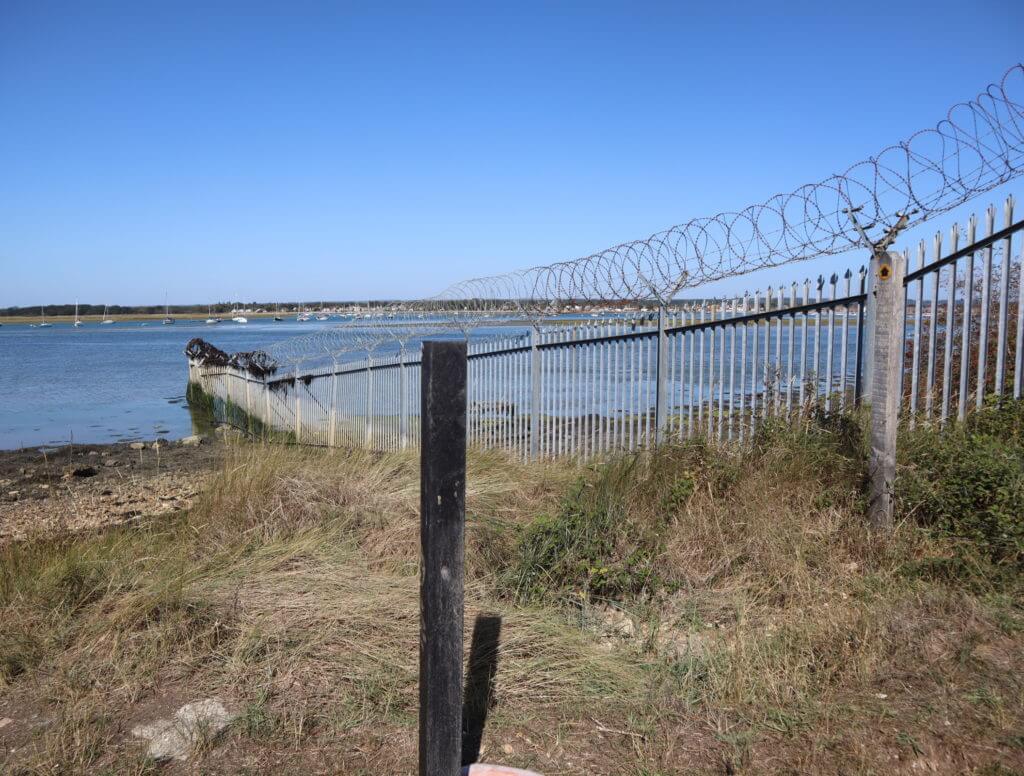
[0,438,223,545]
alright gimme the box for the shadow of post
[461,613,503,766]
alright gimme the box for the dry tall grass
[1,419,1022,774]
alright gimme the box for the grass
[1,410,1022,774]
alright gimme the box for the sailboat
[38,306,53,328]
[73,301,84,327]
[230,295,247,323]
[101,305,115,324]
[205,305,219,325]
[162,294,174,325]
[273,302,283,321]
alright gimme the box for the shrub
[504,457,671,602]
[898,399,1024,570]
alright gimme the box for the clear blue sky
[2,0,1022,307]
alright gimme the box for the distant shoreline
[0,311,290,324]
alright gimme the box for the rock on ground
[131,698,235,761]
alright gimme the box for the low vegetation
[1,403,1022,774]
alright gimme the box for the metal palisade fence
[186,196,1023,460]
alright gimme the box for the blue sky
[1,1,1022,306]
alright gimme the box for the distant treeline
[0,301,406,317]
[3,298,675,317]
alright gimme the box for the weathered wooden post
[420,340,467,776]
[866,250,906,530]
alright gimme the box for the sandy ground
[0,438,223,544]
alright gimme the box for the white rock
[129,442,146,451]
[599,606,636,638]
[131,698,234,761]
[179,435,204,447]
[464,765,543,776]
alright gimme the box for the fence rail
[187,196,1024,460]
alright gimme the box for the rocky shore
[0,435,224,544]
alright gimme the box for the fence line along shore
[186,197,1022,467]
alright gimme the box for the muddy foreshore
[0,435,225,545]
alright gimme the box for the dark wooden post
[420,340,468,776]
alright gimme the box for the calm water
[0,314,861,450]
[0,319,344,449]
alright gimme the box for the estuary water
[0,313,862,450]
[0,319,344,449]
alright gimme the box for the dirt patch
[0,439,223,544]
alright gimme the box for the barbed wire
[249,319,526,371]
[430,63,1024,313]
[190,65,1024,374]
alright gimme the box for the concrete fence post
[866,250,906,530]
